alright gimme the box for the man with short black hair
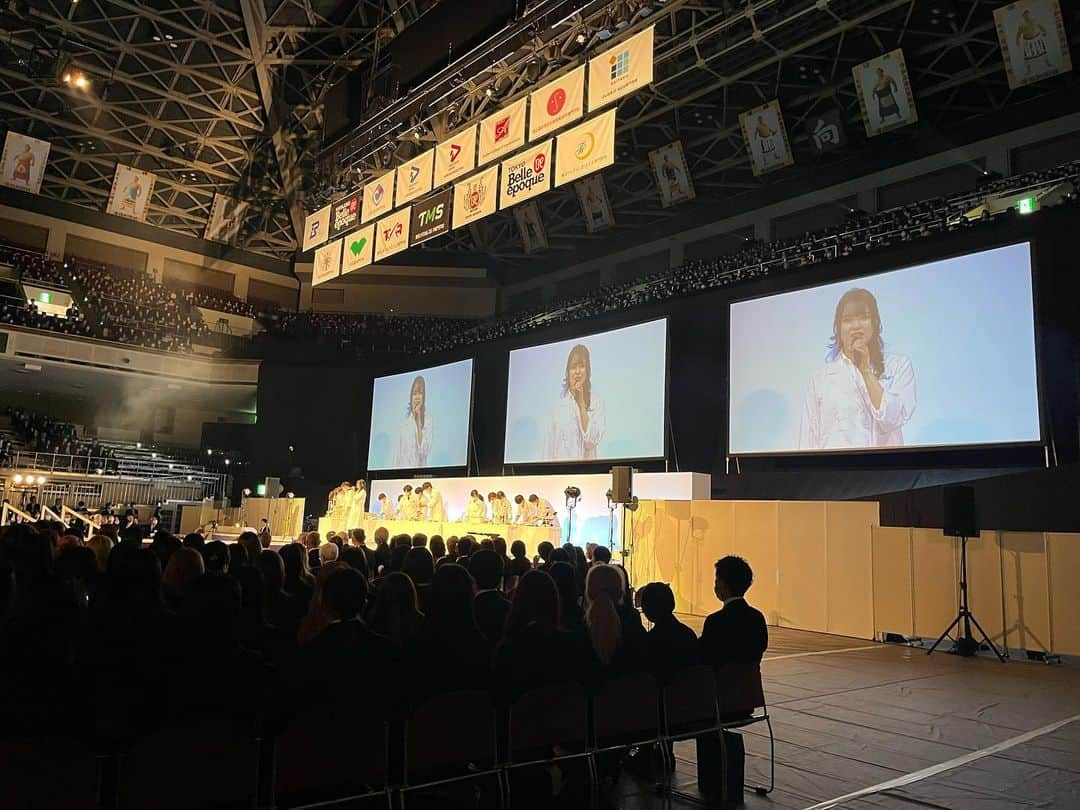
[258,518,272,548]
[470,549,509,648]
[639,582,698,683]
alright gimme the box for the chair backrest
[663,664,718,736]
[593,672,661,747]
[406,690,496,780]
[509,681,589,760]
[715,662,766,718]
[275,702,388,801]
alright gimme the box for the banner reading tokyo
[367,359,474,471]
[728,242,1041,455]
[504,318,668,464]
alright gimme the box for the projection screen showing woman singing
[544,344,607,461]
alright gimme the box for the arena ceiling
[0,0,1075,269]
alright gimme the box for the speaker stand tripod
[927,535,1006,662]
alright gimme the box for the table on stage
[317,515,561,558]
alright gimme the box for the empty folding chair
[715,662,774,796]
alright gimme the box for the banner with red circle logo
[499,140,553,210]
[528,65,585,141]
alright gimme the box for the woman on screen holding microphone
[544,344,606,461]
[394,375,432,468]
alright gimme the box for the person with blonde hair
[86,534,113,572]
[585,563,645,676]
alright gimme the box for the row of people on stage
[326,480,368,528]
[373,483,559,526]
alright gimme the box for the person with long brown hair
[544,343,606,461]
[799,287,916,450]
[394,375,432,468]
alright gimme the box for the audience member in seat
[469,549,510,649]
[494,570,596,703]
[256,550,305,638]
[549,561,585,634]
[697,555,768,807]
[304,532,321,569]
[638,582,698,683]
[372,527,392,574]
[506,540,531,581]
[161,546,204,612]
[279,542,313,608]
[367,571,425,650]
[318,543,339,565]
[584,563,643,679]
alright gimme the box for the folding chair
[715,662,774,796]
[590,672,665,804]
[659,664,721,806]
[272,702,391,810]
[400,690,501,810]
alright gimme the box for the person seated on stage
[469,548,510,650]
[528,494,559,527]
[422,482,446,522]
[513,494,537,525]
[377,493,396,520]
[465,489,487,522]
[411,533,428,548]
[639,582,699,684]
[697,555,768,806]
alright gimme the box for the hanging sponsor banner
[105,164,156,222]
[0,132,50,194]
[374,207,411,261]
[301,204,332,251]
[453,164,499,230]
[554,108,617,187]
[395,149,435,207]
[327,191,361,239]
[648,141,695,207]
[341,223,375,275]
[478,96,527,166]
[806,108,848,155]
[312,238,342,286]
[587,26,654,111]
[994,0,1072,89]
[574,174,615,233]
[513,202,548,254]
[361,171,395,223]
[434,125,478,187]
[738,99,794,176]
[204,193,249,245]
[499,140,553,210]
[852,49,918,138]
[410,187,453,246]
[529,65,585,141]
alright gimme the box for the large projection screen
[367,358,474,471]
[504,318,668,464]
[728,242,1041,455]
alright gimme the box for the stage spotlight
[136,441,141,448]
[151,452,157,458]
[286,492,295,499]
[564,485,581,499]
[96,468,104,475]
[36,475,46,485]
[243,488,252,496]
[224,458,231,466]
[207,448,213,455]
[625,496,639,512]
[13,474,23,484]
[485,86,493,97]
[575,32,586,44]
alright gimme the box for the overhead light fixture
[575,33,586,44]
[13,474,23,484]
[36,475,46,485]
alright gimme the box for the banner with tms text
[106,164,156,222]
[395,148,435,207]
[410,187,453,246]
[341,223,375,275]
[327,191,360,239]
[453,164,499,230]
[739,99,794,176]
[587,26,654,111]
[361,171,395,223]
[434,124,478,187]
[374,207,411,261]
[478,96,527,166]
[302,204,331,252]
[529,65,585,141]
[0,132,50,194]
[204,193,249,245]
[554,108,616,187]
[312,238,342,286]
[500,140,553,210]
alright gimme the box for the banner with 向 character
[554,108,617,188]
[648,141,695,207]
[374,207,411,262]
[529,65,585,141]
[574,174,615,233]
[0,132,50,194]
[106,164,156,222]
[739,99,794,176]
[513,201,548,254]
[302,204,331,252]
[327,191,360,240]
[341,223,375,276]
[587,26,654,111]
[361,171,395,224]
[852,49,918,138]
[499,140,553,210]
[395,148,435,207]
[452,164,499,230]
[434,124,478,187]
[994,0,1072,89]
[478,96,527,165]
[805,108,848,155]
[204,193,249,245]
[312,238,342,286]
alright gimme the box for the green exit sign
[256,483,266,496]
[37,291,51,304]
[1016,196,1038,215]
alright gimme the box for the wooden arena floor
[615,618,1080,809]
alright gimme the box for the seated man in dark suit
[639,582,699,684]
[697,556,768,807]
[469,549,510,651]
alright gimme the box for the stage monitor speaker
[610,466,633,504]
[943,485,977,537]
[263,477,282,498]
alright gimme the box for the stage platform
[613,622,1080,809]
